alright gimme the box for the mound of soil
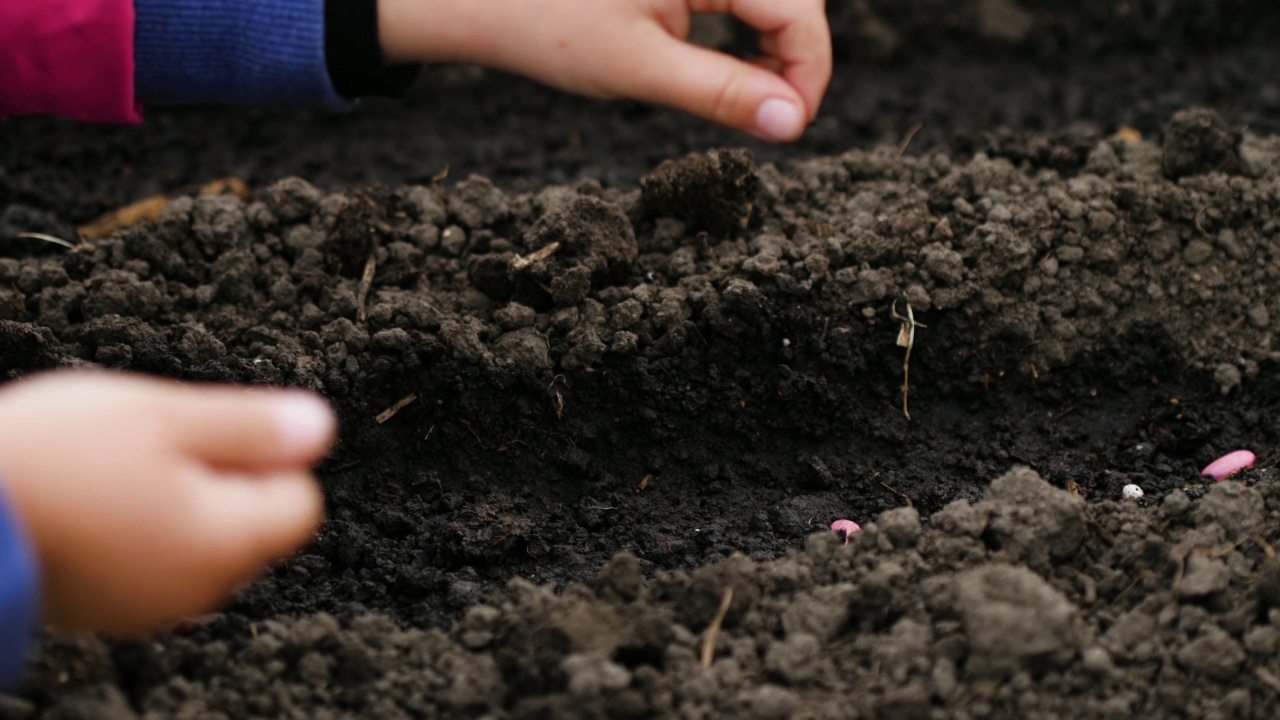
[31,471,1280,719]
[8,2,1280,717]
[6,0,1280,231]
[2,104,1280,717]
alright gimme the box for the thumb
[88,468,325,636]
[632,34,809,142]
[186,469,325,608]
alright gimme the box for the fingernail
[754,98,805,141]
[275,394,336,453]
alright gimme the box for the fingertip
[196,470,326,583]
[634,34,818,143]
[254,472,327,553]
[272,392,338,462]
[753,97,807,142]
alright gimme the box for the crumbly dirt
[23,475,1280,720]
[3,105,1280,718]
[6,3,1280,719]
[6,0,1280,229]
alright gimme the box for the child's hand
[0,371,335,636]
[378,0,831,142]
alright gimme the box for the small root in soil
[892,300,925,420]
[896,123,923,158]
[700,588,734,667]
[880,479,914,507]
[356,252,377,323]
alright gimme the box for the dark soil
[4,2,1280,719]
[6,0,1280,230]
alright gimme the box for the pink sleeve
[0,0,142,123]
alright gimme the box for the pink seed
[1201,450,1256,481]
[830,519,861,545]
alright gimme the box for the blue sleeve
[0,485,39,690]
[133,0,351,109]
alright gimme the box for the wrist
[377,0,501,65]
[327,0,422,98]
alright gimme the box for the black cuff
[325,0,422,99]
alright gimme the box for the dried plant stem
[375,394,418,424]
[700,588,735,667]
[892,300,926,420]
[14,232,77,249]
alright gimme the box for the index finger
[160,385,337,471]
[690,0,832,119]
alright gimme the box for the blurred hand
[0,371,335,636]
[378,0,832,142]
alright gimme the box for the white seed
[1122,484,1144,500]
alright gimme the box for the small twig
[1258,667,1280,696]
[1171,553,1187,592]
[1194,206,1209,235]
[511,241,561,271]
[1193,538,1249,559]
[700,588,735,667]
[896,123,924,159]
[375,393,418,424]
[356,251,377,323]
[13,232,77,249]
[497,435,527,452]
[459,418,485,449]
[891,300,926,420]
[1050,407,1078,421]
[880,480,914,507]
[1256,535,1277,558]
